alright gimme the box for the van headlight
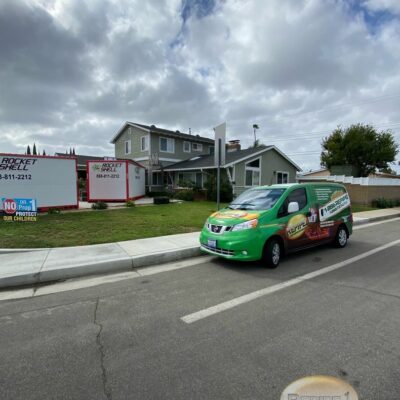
[232,219,258,231]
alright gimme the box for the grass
[0,202,225,249]
[0,201,378,249]
[351,204,378,213]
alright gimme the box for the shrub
[126,200,135,207]
[91,201,108,210]
[371,197,400,208]
[174,190,194,201]
[154,196,170,204]
[203,170,233,202]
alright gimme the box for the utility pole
[253,124,259,146]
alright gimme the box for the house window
[245,158,261,186]
[159,137,175,153]
[209,146,214,155]
[141,136,149,152]
[192,143,203,152]
[277,171,289,184]
[183,141,191,153]
[125,140,131,155]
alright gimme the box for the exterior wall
[115,126,149,160]
[232,149,298,196]
[149,132,213,163]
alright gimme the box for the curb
[0,246,202,289]
[353,213,400,226]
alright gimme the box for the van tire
[263,239,281,268]
[334,225,348,248]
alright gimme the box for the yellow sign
[286,214,307,240]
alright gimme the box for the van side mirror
[288,201,299,214]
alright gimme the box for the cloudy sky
[1,0,400,171]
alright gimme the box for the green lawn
[351,204,377,213]
[0,202,225,249]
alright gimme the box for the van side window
[278,188,307,217]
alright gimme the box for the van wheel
[334,225,348,248]
[263,239,281,268]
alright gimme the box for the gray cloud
[0,0,399,173]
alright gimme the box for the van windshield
[228,188,286,210]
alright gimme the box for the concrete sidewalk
[0,208,399,289]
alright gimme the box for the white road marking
[181,238,400,324]
[0,256,213,301]
[353,217,400,230]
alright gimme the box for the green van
[200,183,353,268]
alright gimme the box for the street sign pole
[217,138,221,210]
[214,122,226,211]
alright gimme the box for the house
[111,122,301,194]
[111,122,214,191]
[162,145,301,196]
[111,122,215,189]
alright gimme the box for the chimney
[227,140,241,152]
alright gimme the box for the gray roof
[55,153,114,167]
[163,145,275,171]
[111,122,214,144]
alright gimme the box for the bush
[47,208,61,215]
[154,196,170,204]
[91,201,108,210]
[203,170,233,202]
[371,197,400,208]
[174,190,194,201]
[126,200,135,207]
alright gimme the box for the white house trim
[110,122,150,143]
[276,170,289,184]
[159,136,175,154]
[244,157,261,187]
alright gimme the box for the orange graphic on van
[211,210,259,220]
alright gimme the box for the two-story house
[111,122,215,190]
[111,121,301,195]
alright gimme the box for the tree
[42,150,46,156]
[321,124,398,177]
[27,145,31,155]
[33,143,37,155]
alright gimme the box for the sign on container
[0,154,78,210]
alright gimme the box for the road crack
[94,298,112,400]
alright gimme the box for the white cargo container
[87,160,145,202]
[0,153,78,210]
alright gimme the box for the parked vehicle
[200,183,353,268]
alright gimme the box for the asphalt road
[0,219,399,400]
